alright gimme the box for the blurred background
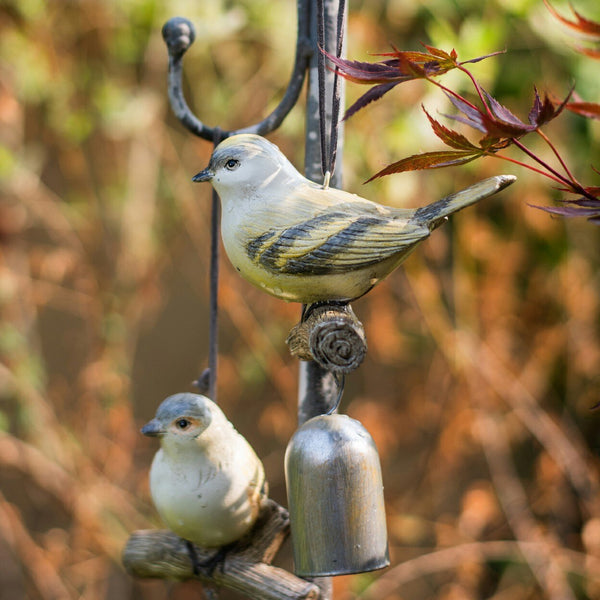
[1,0,599,598]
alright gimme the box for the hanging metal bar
[299,0,346,425]
[298,2,347,596]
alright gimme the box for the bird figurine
[142,393,267,555]
[193,134,515,305]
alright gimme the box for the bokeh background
[1,0,599,598]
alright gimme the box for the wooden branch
[287,304,367,374]
[123,500,320,600]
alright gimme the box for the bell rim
[293,556,390,578]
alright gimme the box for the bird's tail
[413,175,516,230]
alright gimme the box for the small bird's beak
[141,418,165,437]
[192,168,214,182]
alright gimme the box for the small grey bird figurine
[193,134,516,304]
[142,393,267,549]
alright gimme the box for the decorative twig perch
[123,500,320,600]
[287,304,366,373]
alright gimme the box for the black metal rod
[208,186,220,404]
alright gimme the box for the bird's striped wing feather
[247,209,429,276]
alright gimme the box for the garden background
[1,1,599,598]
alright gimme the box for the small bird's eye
[225,159,240,170]
[175,418,191,430]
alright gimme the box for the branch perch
[287,304,367,374]
[123,500,320,600]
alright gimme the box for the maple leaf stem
[490,152,567,186]
[426,77,481,112]
[535,129,579,185]
[457,65,495,119]
[510,137,590,195]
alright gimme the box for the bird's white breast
[149,433,264,547]
[215,177,423,302]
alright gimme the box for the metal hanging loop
[161,3,313,141]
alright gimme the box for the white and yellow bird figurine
[142,393,267,553]
[193,134,515,305]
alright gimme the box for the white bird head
[142,393,221,449]
[192,134,300,200]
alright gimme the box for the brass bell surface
[285,413,389,577]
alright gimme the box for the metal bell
[285,414,389,577]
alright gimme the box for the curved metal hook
[162,1,312,141]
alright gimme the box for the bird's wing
[247,186,429,276]
[245,175,517,276]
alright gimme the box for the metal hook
[326,372,345,415]
[161,1,313,141]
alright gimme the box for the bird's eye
[175,418,191,430]
[225,159,240,170]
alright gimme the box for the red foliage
[325,29,600,223]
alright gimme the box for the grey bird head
[142,393,214,441]
[192,133,299,196]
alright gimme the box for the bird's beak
[192,168,214,182]
[141,418,165,437]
